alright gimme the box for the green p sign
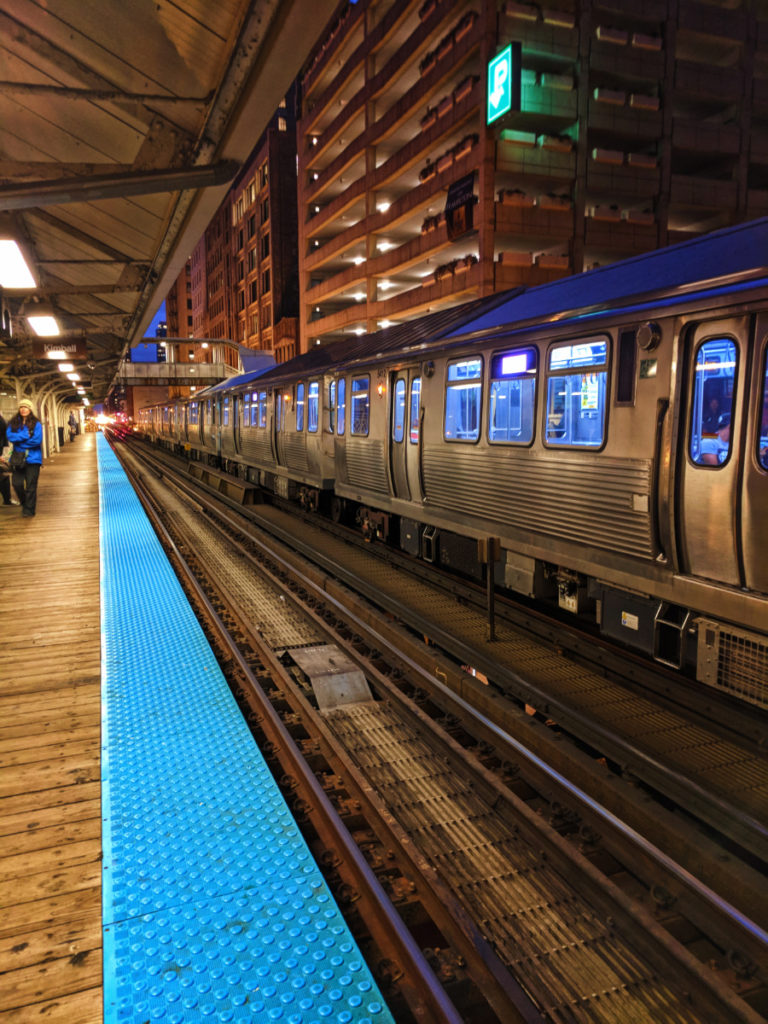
[487,42,521,125]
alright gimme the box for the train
[137,218,768,710]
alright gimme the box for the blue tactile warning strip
[97,434,395,1024]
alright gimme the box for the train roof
[244,217,768,386]
[450,216,768,339]
[164,216,768,406]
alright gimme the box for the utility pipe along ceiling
[0,0,336,403]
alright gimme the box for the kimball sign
[486,42,522,126]
[33,339,88,360]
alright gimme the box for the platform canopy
[0,0,336,403]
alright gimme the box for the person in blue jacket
[7,398,43,517]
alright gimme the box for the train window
[243,394,250,424]
[488,348,536,444]
[393,378,406,443]
[222,397,230,427]
[189,403,199,426]
[296,383,305,431]
[545,337,607,447]
[409,378,421,444]
[328,380,336,434]
[308,381,319,433]
[690,337,736,465]
[760,352,768,470]
[337,378,346,435]
[258,391,267,428]
[445,358,482,442]
[351,376,370,435]
[276,392,286,432]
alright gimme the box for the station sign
[486,42,521,126]
[33,339,88,360]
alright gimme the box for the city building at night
[296,0,768,351]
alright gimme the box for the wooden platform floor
[0,432,102,1023]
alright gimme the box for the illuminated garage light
[0,240,36,287]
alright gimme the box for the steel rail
[119,446,468,1024]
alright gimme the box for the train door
[740,320,768,593]
[678,318,748,585]
[389,368,421,501]
[275,385,289,465]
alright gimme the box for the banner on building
[445,173,476,240]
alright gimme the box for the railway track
[113,434,768,1022]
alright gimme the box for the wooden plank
[0,950,102,1012]
[0,781,101,821]
[0,797,101,839]
[0,920,101,974]
[0,756,100,798]
[0,712,100,740]
[0,888,101,939]
[0,438,103,1021]
[0,723,100,752]
[0,736,100,770]
[0,986,102,1023]
[0,818,101,858]
[0,839,101,884]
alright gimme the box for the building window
[262,268,271,293]
[261,233,270,259]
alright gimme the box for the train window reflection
[489,348,536,444]
[759,351,768,470]
[337,378,346,435]
[409,378,421,444]
[296,383,305,432]
[351,376,369,435]
[308,381,319,433]
[690,337,736,466]
[545,337,607,447]
[222,397,230,427]
[445,358,482,441]
[393,378,406,443]
[328,380,336,434]
[258,391,267,428]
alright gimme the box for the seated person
[700,412,731,465]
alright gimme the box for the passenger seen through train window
[690,338,736,465]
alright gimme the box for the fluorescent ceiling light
[66,372,80,381]
[0,240,36,288]
[58,362,75,372]
[28,315,60,336]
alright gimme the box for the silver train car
[137,219,768,708]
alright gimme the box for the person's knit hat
[18,398,36,415]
